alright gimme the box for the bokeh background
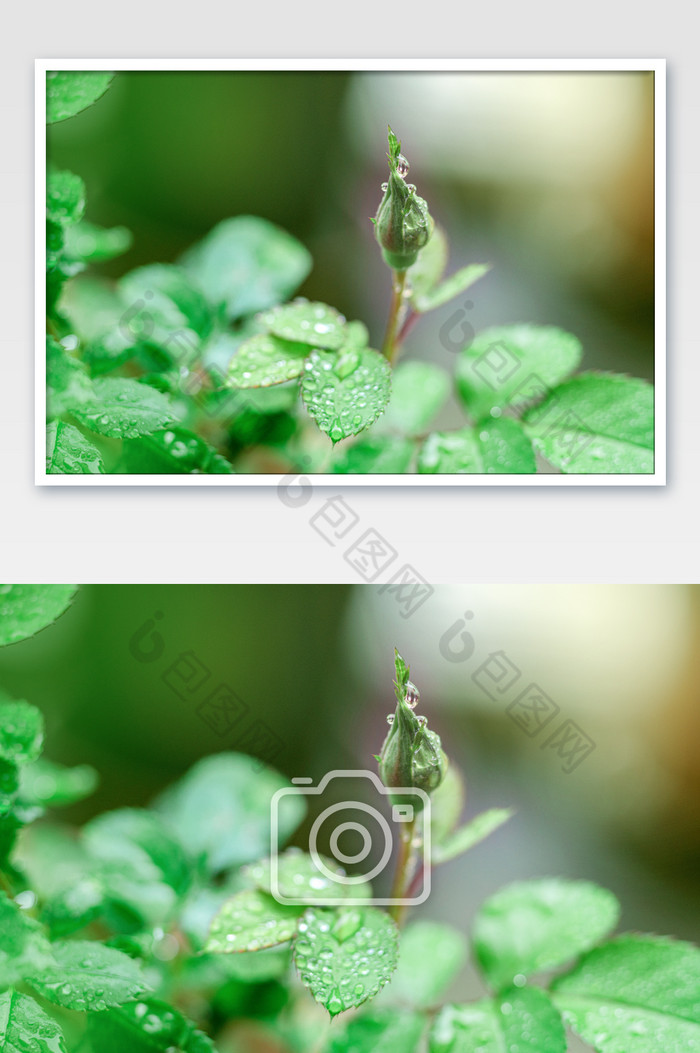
[0,584,697,1048]
[47,69,656,406]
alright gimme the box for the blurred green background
[0,585,696,968]
[47,70,655,390]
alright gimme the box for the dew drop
[381,182,388,192]
[396,154,410,178]
[405,681,420,708]
[386,714,395,725]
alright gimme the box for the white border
[36,59,666,486]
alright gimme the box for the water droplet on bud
[381,182,388,192]
[405,681,420,708]
[396,154,410,178]
[407,183,416,192]
[386,714,395,725]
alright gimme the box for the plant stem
[388,815,416,925]
[382,269,408,365]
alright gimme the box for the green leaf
[83,808,191,896]
[72,378,177,438]
[294,906,398,1017]
[153,753,306,874]
[408,226,449,300]
[46,169,86,226]
[523,372,654,474]
[376,361,450,436]
[119,264,214,346]
[63,220,132,264]
[0,893,54,986]
[456,325,583,421]
[430,988,566,1053]
[260,300,347,350]
[46,336,93,418]
[339,320,370,352]
[18,758,98,807]
[0,761,19,816]
[120,428,234,475]
[46,421,105,474]
[429,763,465,847]
[59,275,124,343]
[180,215,312,322]
[389,921,467,1008]
[432,808,514,865]
[205,888,302,953]
[86,997,215,1053]
[243,848,371,905]
[46,70,115,124]
[0,586,78,649]
[301,348,391,443]
[27,939,149,1011]
[472,879,620,992]
[226,333,311,388]
[0,698,44,762]
[332,437,414,474]
[414,263,491,313]
[418,419,536,474]
[328,1009,426,1053]
[552,934,700,1052]
[0,989,67,1053]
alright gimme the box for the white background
[2,5,697,582]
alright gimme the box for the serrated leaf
[0,698,44,762]
[18,758,98,807]
[86,997,215,1053]
[388,921,468,1008]
[415,263,491,313]
[205,889,302,952]
[328,1009,426,1053]
[46,70,115,124]
[46,336,93,418]
[552,934,700,1052]
[27,939,149,1011]
[226,333,311,388]
[72,378,177,438]
[301,348,391,443]
[456,325,583,421]
[46,421,105,474]
[260,300,347,350]
[46,169,85,226]
[294,906,398,1017]
[430,988,566,1053]
[0,893,54,986]
[523,372,654,474]
[473,879,620,992]
[432,808,513,865]
[0,989,67,1053]
[83,808,191,896]
[0,586,78,649]
[243,849,371,905]
[332,437,414,474]
[63,220,132,263]
[180,215,312,322]
[376,361,450,436]
[153,753,306,874]
[418,419,536,474]
[120,427,234,475]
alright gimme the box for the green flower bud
[378,649,448,810]
[374,127,434,272]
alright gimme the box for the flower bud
[378,649,448,809]
[374,127,434,272]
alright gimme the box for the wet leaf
[72,378,177,439]
[523,372,654,474]
[226,333,311,388]
[418,419,536,474]
[0,587,77,649]
[328,1009,426,1053]
[86,996,215,1052]
[377,361,450,436]
[243,849,371,905]
[260,300,347,350]
[63,220,132,263]
[0,698,43,764]
[473,879,620,992]
[27,939,149,1011]
[46,336,93,418]
[332,436,414,474]
[389,921,468,1008]
[46,70,115,124]
[0,989,67,1053]
[46,169,85,226]
[83,808,191,896]
[431,988,566,1053]
[205,889,302,953]
[18,758,98,808]
[294,906,398,1016]
[0,893,54,986]
[46,421,105,474]
[120,428,234,475]
[301,348,391,443]
[552,934,700,1052]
